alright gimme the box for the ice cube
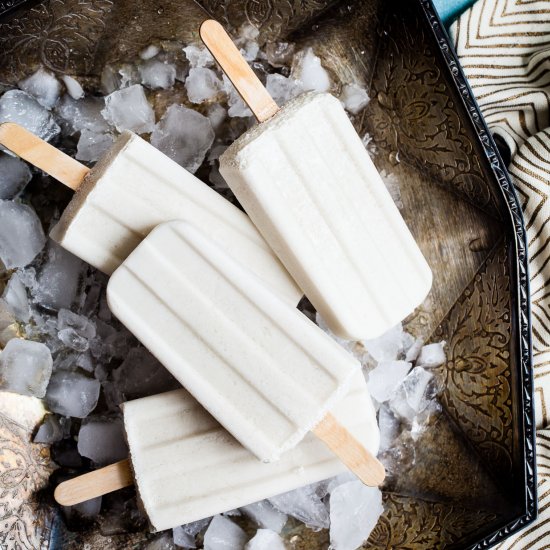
[151,105,214,173]
[102,85,155,134]
[325,472,357,494]
[0,339,52,398]
[139,59,176,90]
[144,533,175,550]
[173,518,210,548]
[206,103,227,132]
[33,242,83,310]
[56,95,109,134]
[416,342,446,368]
[203,515,247,550]
[291,48,331,93]
[100,65,121,95]
[0,200,45,269]
[3,272,31,322]
[269,483,329,530]
[185,68,222,104]
[57,309,95,352]
[240,501,287,533]
[389,367,441,422]
[34,414,63,443]
[377,405,400,454]
[183,44,215,68]
[265,74,302,107]
[69,496,102,517]
[77,417,128,465]
[141,45,160,60]
[364,324,404,362]
[58,328,89,352]
[339,84,369,115]
[235,24,260,62]
[380,170,403,209]
[76,130,113,162]
[405,337,424,362]
[367,360,411,403]
[76,352,94,372]
[61,75,85,100]
[58,309,96,339]
[0,153,32,199]
[222,75,252,118]
[119,64,141,88]
[240,41,260,62]
[46,370,100,417]
[245,530,284,550]
[112,346,179,401]
[265,42,296,67]
[0,90,60,141]
[329,481,383,550]
[18,68,62,109]
[173,526,195,548]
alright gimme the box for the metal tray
[0,0,536,548]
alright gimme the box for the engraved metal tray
[0,0,536,548]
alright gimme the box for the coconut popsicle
[54,372,380,531]
[200,20,432,340]
[106,220,384,483]
[0,123,301,305]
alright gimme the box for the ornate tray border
[418,1,537,547]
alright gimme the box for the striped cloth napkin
[450,1,550,546]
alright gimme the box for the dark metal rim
[0,0,40,21]
[418,1,537,548]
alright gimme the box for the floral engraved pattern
[0,411,55,549]
[362,7,502,218]
[366,493,499,548]
[0,0,113,83]
[198,0,334,40]
[433,240,514,477]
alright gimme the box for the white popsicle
[124,372,379,531]
[0,123,301,305]
[201,20,432,340]
[54,372,379,531]
[107,220,361,463]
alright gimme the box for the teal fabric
[432,0,476,24]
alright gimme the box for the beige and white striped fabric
[451,0,550,157]
[451,0,550,433]
[509,132,550,362]
[496,429,550,549]
[451,0,550,546]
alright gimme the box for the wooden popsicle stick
[313,413,385,487]
[54,458,133,506]
[0,122,89,191]
[200,19,279,123]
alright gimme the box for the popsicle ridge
[107,221,360,462]
[219,93,433,338]
[122,374,379,531]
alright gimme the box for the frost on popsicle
[0,25,443,548]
